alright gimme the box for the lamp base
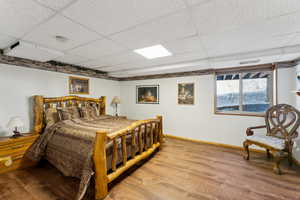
[10,131,23,139]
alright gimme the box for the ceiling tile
[110,10,197,49]
[68,38,126,59]
[184,0,212,6]
[77,59,110,68]
[201,14,300,58]
[267,0,300,18]
[163,36,207,56]
[290,34,300,46]
[191,0,238,36]
[34,0,76,10]
[99,52,145,66]
[78,51,145,69]
[0,0,55,38]
[63,0,186,36]
[103,51,207,72]
[191,0,268,36]
[23,15,101,51]
[0,34,17,49]
[53,54,91,65]
[6,41,63,62]
[109,59,210,77]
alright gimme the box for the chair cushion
[246,135,285,150]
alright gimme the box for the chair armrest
[291,131,298,139]
[246,125,267,136]
[287,131,299,143]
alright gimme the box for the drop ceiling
[1,0,300,78]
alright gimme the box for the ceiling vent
[3,41,64,62]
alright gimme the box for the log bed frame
[33,95,164,200]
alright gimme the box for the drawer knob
[0,156,13,167]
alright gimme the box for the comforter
[26,115,137,200]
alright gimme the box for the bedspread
[26,115,137,200]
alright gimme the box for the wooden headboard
[33,95,106,134]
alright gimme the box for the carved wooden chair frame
[243,104,300,174]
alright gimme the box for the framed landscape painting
[178,83,194,105]
[69,76,90,95]
[136,85,159,104]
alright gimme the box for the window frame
[214,69,277,117]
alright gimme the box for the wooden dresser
[0,134,39,174]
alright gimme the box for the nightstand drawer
[0,134,39,174]
[0,143,32,154]
[0,157,35,174]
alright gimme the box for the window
[215,70,275,116]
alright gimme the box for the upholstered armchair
[243,104,300,174]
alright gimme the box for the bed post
[33,95,44,134]
[156,115,164,144]
[93,131,108,200]
[99,96,106,115]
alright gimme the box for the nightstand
[0,133,39,174]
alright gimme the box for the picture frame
[178,83,195,105]
[69,76,90,95]
[136,85,159,104]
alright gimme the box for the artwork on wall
[136,85,159,104]
[69,76,90,95]
[178,83,195,105]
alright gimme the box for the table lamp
[111,96,121,116]
[7,116,24,138]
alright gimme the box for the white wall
[1,63,298,162]
[120,68,298,159]
[0,64,120,136]
[294,63,300,162]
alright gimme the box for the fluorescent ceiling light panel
[134,45,172,59]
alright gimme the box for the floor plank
[0,138,299,200]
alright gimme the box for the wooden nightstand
[0,133,39,174]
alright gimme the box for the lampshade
[7,116,24,129]
[111,96,121,104]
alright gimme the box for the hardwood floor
[0,138,300,200]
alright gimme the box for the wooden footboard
[93,115,164,200]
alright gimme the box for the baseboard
[165,134,300,168]
[165,134,264,154]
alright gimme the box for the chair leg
[273,151,284,175]
[243,141,250,160]
[266,149,271,159]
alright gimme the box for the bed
[27,95,163,200]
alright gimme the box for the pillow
[80,105,98,119]
[59,106,81,120]
[90,104,99,117]
[45,108,60,127]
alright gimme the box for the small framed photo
[136,85,159,104]
[178,83,194,105]
[69,76,90,95]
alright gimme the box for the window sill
[214,111,265,117]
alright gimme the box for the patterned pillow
[45,108,60,127]
[59,106,81,120]
[80,105,98,119]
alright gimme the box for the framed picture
[136,85,159,104]
[178,83,194,105]
[69,76,90,95]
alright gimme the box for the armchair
[243,104,300,174]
